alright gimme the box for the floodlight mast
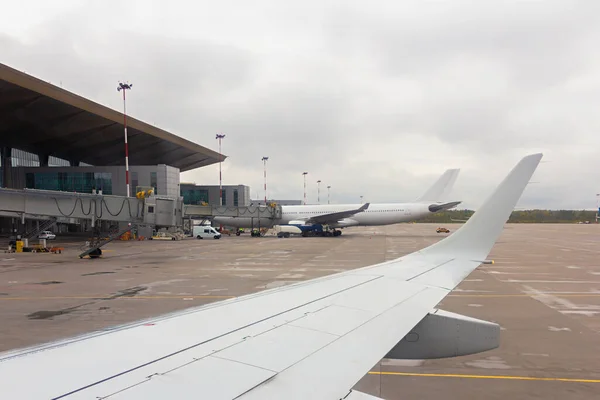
[262,157,269,204]
[216,134,226,206]
[302,172,308,205]
[117,82,133,197]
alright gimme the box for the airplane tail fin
[419,153,542,260]
[415,168,460,203]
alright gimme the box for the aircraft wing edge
[306,203,370,225]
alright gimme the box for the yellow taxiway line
[367,371,600,383]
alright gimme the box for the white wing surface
[0,154,542,400]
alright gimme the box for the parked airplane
[214,168,461,236]
[0,154,542,399]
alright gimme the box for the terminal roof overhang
[0,63,225,171]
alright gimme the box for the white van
[193,226,222,239]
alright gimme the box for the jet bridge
[0,188,181,227]
[0,188,282,227]
[183,204,282,220]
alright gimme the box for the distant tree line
[417,209,597,223]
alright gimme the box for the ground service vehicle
[193,226,222,239]
[38,231,56,240]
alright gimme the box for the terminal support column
[1,147,12,188]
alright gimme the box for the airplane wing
[0,154,542,399]
[305,202,370,224]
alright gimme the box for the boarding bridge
[0,188,182,227]
[183,204,282,220]
[0,188,282,227]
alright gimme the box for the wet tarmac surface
[1,223,599,399]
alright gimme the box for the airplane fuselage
[213,202,442,229]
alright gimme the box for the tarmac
[1,223,599,399]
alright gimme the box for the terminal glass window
[25,172,112,194]
[221,189,227,206]
[131,172,139,193]
[150,172,157,195]
[48,156,70,167]
[12,149,40,167]
[233,189,239,206]
[181,188,209,205]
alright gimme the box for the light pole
[360,195,364,203]
[262,156,269,204]
[117,82,133,197]
[327,185,331,204]
[317,180,321,204]
[302,172,308,205]
[216,133,226,206]
[596,193,600,223]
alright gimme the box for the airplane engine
[385,309,500,359]
[330,218,359,228]
[288,220,310,226]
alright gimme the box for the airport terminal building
[0,63,225,234]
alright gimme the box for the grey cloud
[3,1,600,209]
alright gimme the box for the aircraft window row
[365,209,404,212]
[282,209,405,214]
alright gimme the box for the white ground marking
[523,285,600,317]
[275,273,305,279]
[548,326,571,332]
[143,279,187,293]
[219,267,277,272]
[486,271,554,275]
[466,356,511,369]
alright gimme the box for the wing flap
[104,356,276,400]
[214,324,338,372]
[238,286,448,400]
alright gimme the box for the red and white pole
[302,172,308,205]
[262,157,269,204]
[317,180,321,204]
[118,82,133,197]
[123,90,130,197]
[216,134,226,206]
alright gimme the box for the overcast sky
[2,0,599,209]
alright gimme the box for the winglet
[416,168,460,203]
[358,203,370,212]
[419,154,542,260]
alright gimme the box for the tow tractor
[276,223,342,237]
